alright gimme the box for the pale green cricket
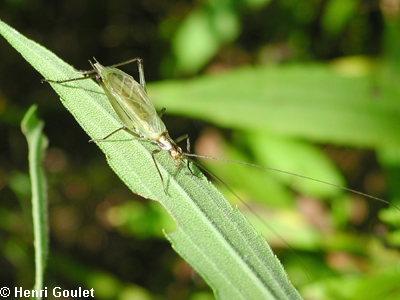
[42,58,398,211]
[43,58,190,193]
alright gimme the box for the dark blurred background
[1,1,400,299]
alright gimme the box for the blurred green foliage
[1,0,400,299]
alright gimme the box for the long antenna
[184,153,400,212]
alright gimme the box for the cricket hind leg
[42,61,99,83]
[89,126,140,143]
[96,57,147,91]
[41,72,98,84]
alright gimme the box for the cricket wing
[101,67,167,140]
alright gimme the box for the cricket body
[44,58,187,192]
[92,59,184,166]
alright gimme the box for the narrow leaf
[21,105,49,300]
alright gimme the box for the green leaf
[21,105,49,300]
[0,19,301,299]
[321,0,358,36]
[149,62,400,148]
[246,132,344,198]
[172,3,240,74]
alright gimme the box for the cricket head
[157,132,184,168]
[169,145,183,168]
